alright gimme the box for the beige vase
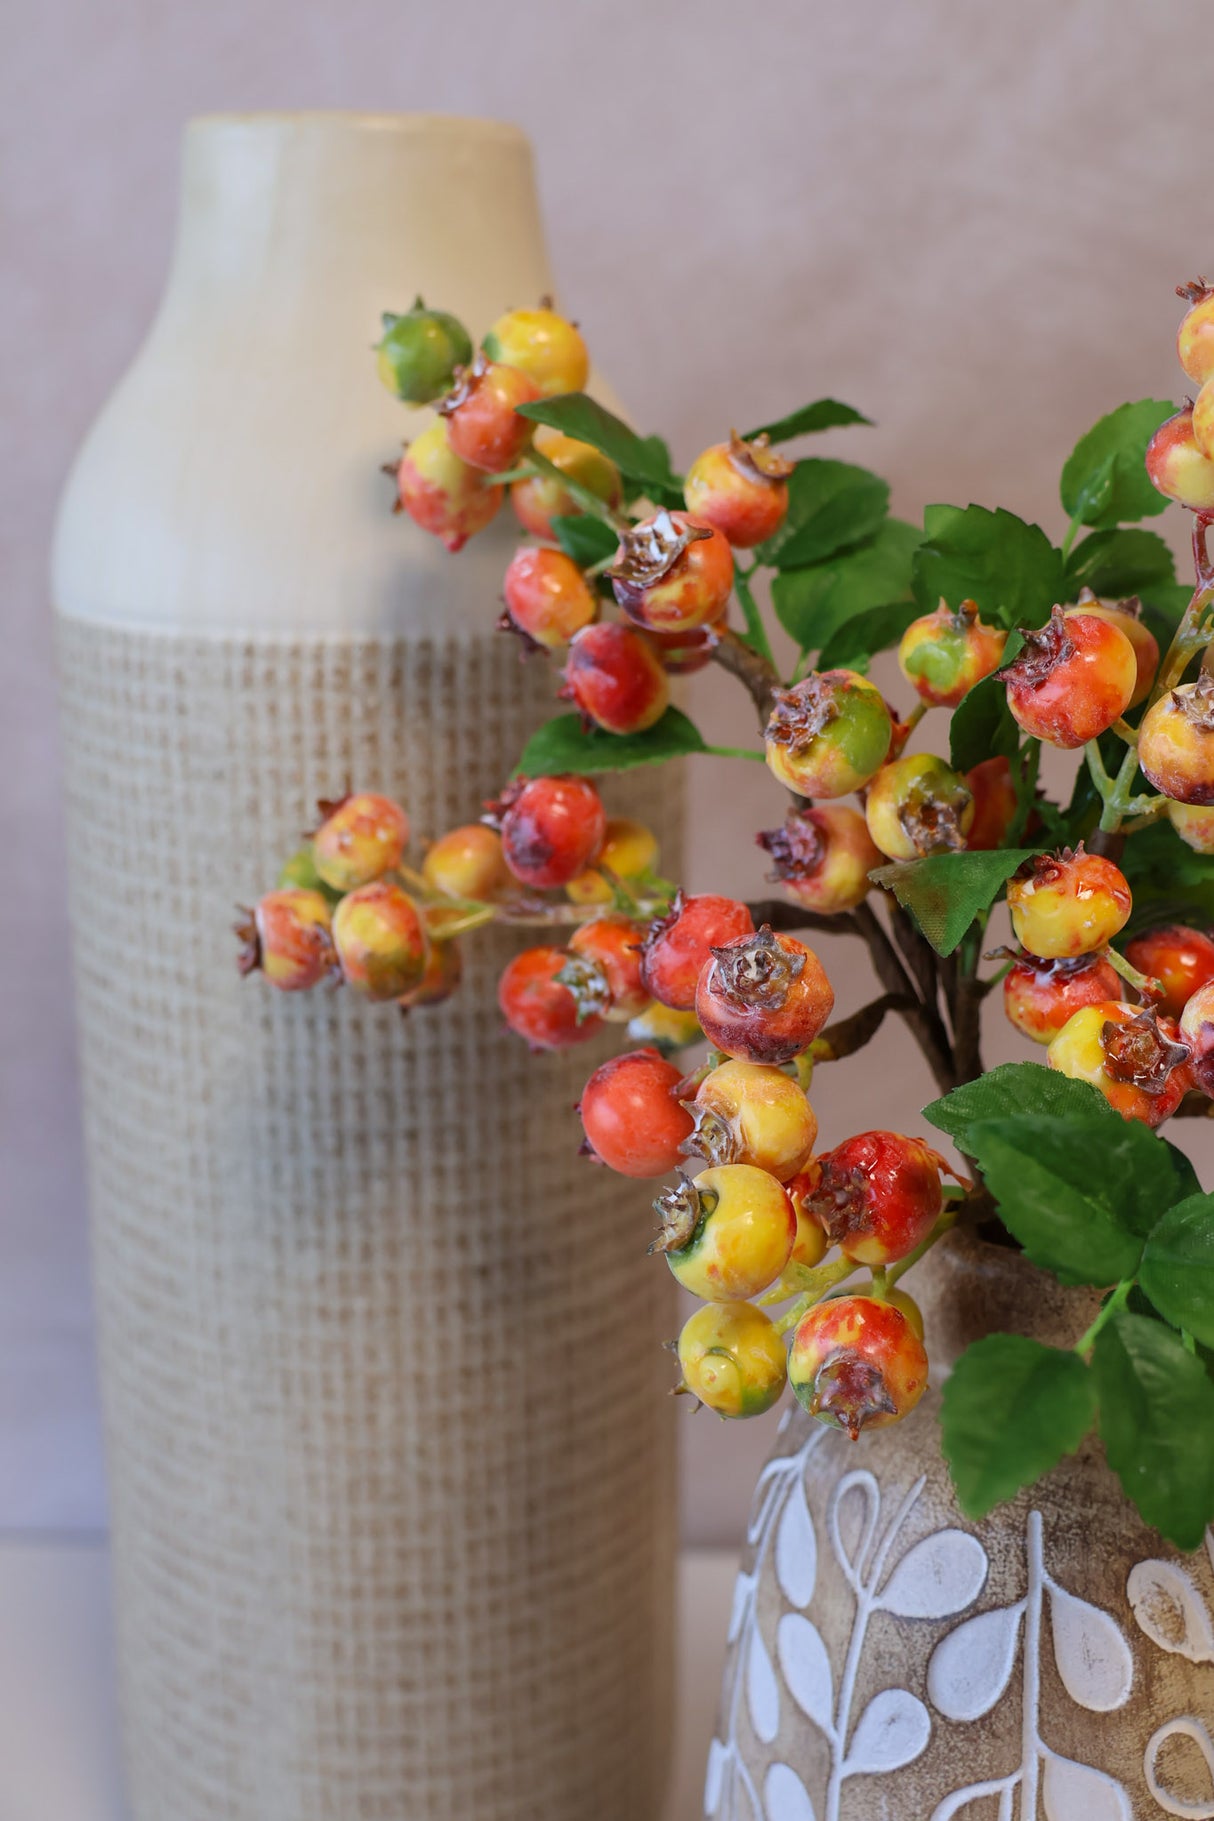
[52,113,680,1821]
[708,1231,1214,1819]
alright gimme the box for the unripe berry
[695,927,834,1066]
[786,1165,829,1269]
[1007,848,1132,959]
[1178,280,1214,388]
[1145,406,1214,513]
[500,546,598,652]
[609,509,734,635]
[510,427,622,540]
[640,893,755,1012]
[683,1059,818,1183]
[566,916,649,1021]
[789,1296,928,1439]
[312,792,410,893]
[561,622,670,735]
[399,928,463,1009]
[1194,378,1214,462]
[333,881,429,1001]
[578,1048,694,1177]
[375,300,473,404]
[1179,980,1214,1096]
[392,418,503,551]
[964,755,1018,852]
[439,355,540,474]
[651,1164,795,1302]
[625,1001,703,1054]
[1138,674,1214,805]
[237,888,337,991]
[1168,800,1214,854]
[482,303,590,399]
[1067,592,1158,707]
[677,1302,787,1419]
[1003,605,1137,750]
[802,1131,944,1267]
[422,823,511,901]
[764,670,892,799]
[865,753,975,862]
[683,432,793,549]
[757,804,882,915]
[1047,1001,1191,1126]
[897,600,1006,709]
[497,944,605,1050]
[490,775,607,890]
[1125,923,1214,1021]
[566,816,659,905]
[1002,950,1123,1045]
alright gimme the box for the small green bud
[375,298,473,405]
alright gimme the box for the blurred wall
[5,0,1214,1545]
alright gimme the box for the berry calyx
[482,303,590,399]
[695,927,835,1065]
[1179,980,1214,1096]
[1138,673,1214,805]
[757,804,882,915]
[683,431,794,549]
[609,509,734,634]
[651,1164,795,1302]
[764,669,893,799]
[1002,604,1137,749]
[802,1131,945,1266]
[683,1059,818,1183]
[1178,279,1214,388]
[567,916,650,1020]
[561,622,671,734]
[497,944,605,1050]
[1002,949,1123,1045]
[489,774,607,890]
[1047,1000,1192,1126]
[865,753,975,861]
[566,816,659,905]
[375,300,473,405]
[422,823,511,901]
[676,1302,787,1419]
[439,354,540,474]
[1067,591,1158,707]
[1125,923,1214,1021]
[510,427,622,540]
[236,888,338,991]
[500,546,598,652]
[964,755,1018,851]
[1007,847,1132,959]
[897,599,1006,709]
[639,892,755,1012]
[1145,405,1214,513]
[333,881,429,1001]
[578,1048,694,1177]
[789,1295,928,1439]
[312,792,410,893]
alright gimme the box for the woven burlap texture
[56,618,682,1821]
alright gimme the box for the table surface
[0,1538,736,1821]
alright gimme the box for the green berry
[376,299,473,405]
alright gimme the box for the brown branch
[852,900,957,1094]
[812,993,916,1062]
[744,900,864,939]
[709,625,781,724]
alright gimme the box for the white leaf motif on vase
[927,1600,1024,1723]
[877,1527,988,1619]
[1144,1717,1214,1819]
[729,1572,756,1647]
[843,1687,931,1776]
[1047,1581,1134,1712]
[747,1624,781,1746]
[776,1613,834,1738]
[1129,1558,1214,1665]
[763,1760,818,1821]
[1042,1751,1133,1820]
[703,1737,727,1817]
[775,1479,817,1610]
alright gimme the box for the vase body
[709,1232,1214,1819]
[53,114,680,1821]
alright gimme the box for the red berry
[1180,981,1214,1095]
[1178,279,1214,387]
[392,418,503,551]
[695,926,834,1066]
[683,433,793,548]
[897,600,1006,709]
[640,892,755,1012]
[491,775,607,890]
[647,619,723,674]
[1002,951,1123,1045]
[1003,605,1137,749]
[312,791,410,893]
[1125,923,1214,1021]
[510,427,622,540]
[764,669,893,798]
[789,1296,928,1439]
[440,355,540,474]
[757,804,882,915]
[500,547,597,651]
[578,1048,694,1176]
[1007,847,1132,959]
[567,916,650,1020]
[497,945,604,1050]
[1138,672,1214,805]
[609,509,734,634]
[237,888,337,991]
[561,622,670,734]
[333,881,430,1001]
[1068,594,1158,707]
[802,1131,944,1266]
[1146,405,1214,512]
[1048,1001,1191,1126]
[964,755,1018,851]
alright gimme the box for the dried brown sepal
[305,788,352,841]
[765,675,841,751]
[481,778,527,831]
[1018,843,1085,889]
[1175,670,1214,731]
[1001,604,1074,688]
[707,925,806,1011]
[437,351,489,417]
[803,1162,869,1249]
[728,429,795,484]
[757,810,826,884]
[496,607,545,659]
[555,955,612,1022]
[811,1353,896,1441]
[649,1173,707,1256]
[678,1103,741,1169]
[1178,278,1214,306]
[607,508,711,590]
[1101,1008,1192,1094]
[234,906,261,977]
[898,788,969,856]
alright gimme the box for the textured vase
[708,1231,1214,1819]
[53,113,680,1821]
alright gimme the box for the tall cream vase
[53,113,680,1821]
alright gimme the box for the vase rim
[185,110,529,145]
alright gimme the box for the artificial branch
[710,624,781,724]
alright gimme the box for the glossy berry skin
[647,620,722,674]
[1138,677,1214,805]
[1125,924,1214,1021]
[1007,849,1132,959]
[757,804,881,915]
[764,670,892,799]
[566,817,659,905]
[1179,981,1214,1097]
[561,622,670,735]
[789,1296,928,1440]
[1003,605,1136,750]
[964,755,1018,852]
[399,931,463,1009]
[640,893,755,1012]
[696,928,834,1066]
[1179,282,1214,386]
[1048,1000,1191,1127]
[312,792,410,893]
[375,301,473,405]
[803,1131,944,1267]
[493,775,607,890]
[1145,407,1214,513]
[610,509,734,635]
[393,417,503,551]
[897,600,1005,709]
[482,304,590,399]
[626,1001,703,1054]
[677,1302,787,1419]
[578,1047,693,1177]
[501,546,597,651]
[333,882,429,1001]
[652,1164,795,1303]
[422,824,511,901]
[497,945,604,1050]
[241,888,337,991]
[1194,379,1214,462]
[1168,800,1214,854]
[1068,597,1158,707]
[786,1166,828,1270]
[567,916,650,1021]
[441,356,539,474]
[684,1059,817,1184]
[1002,951,1123,1045]
[865,754,975,862]
[683,434,792,549]
[510,427,622,540]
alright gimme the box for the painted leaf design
[930,1776,1017,1821]
[775,1478,817,1609]
[1129,1558,1214,1664]
[879,1527,988,1619]
[703,1738,727,1817]
[927,1601,1023,1722]
[843,1688,931,1775]
[1145,1716,1214,1818]
[1048,1582,1134,1712]
[747,1625,780,1745]
[728,1572,755,1646]
[763,1761,818,1821]
[1042,1752,1132,1820]
[776,1612,834,1736]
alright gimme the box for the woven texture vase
[53,115,680,1821]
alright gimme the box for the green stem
[766,1257,860,1331]
[1060,510,1085,562]
[1074,1279,1133,1357]
[1103,943,1160,998]
[1008,738,1042,846]
[522,449,631,533]
[702,743,766,762]
[732,564,776,669]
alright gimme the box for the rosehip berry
[236,888,337,991]
[1179,981,1214,1096]
[786,1165,828,1270]
[391,417,503,551]
[683,432,794,549]
[802,1131,944,1267]
[1125,923,1214,1021]
[1007,847,1132,959]
[757,804,882,915]
[312,792,410,893]
[566,916,650,1021]
[1193,378,1214,462]
[764,670,893,799]
[1168,799,1214,854]
[964,755,1018,852]
[695,927,834,1066]
[482,303,590,399]
[1002,950,1123,1045]
[1145,405,1214,514]
[1138,673,1214,805]
[510,427,622,540]
[683,1059,818,1184]
[651,1164,795,1302]
[566,816,659,905]
[646,620,723,675]
[399,929,463,1009]
[676,1302,787,1420]
[609,509,734,635]
[640,892,755,1012]
[578,1048,694,1177]
[497,944,604,1050]
[789,1296,928,1439]
[897,599,1006,709]
[1047,1000,1191,1126]
[886,1288,926,1341]
[1003,604,1137,749]
[375,299,473,405]
[500,546,598,652]
[1178,280,1214,385]
[561,622,671,735]
[422,823,511,901]
[277,845,341,904]
[1067,591,1159,707]
[333,881,429,1001]
[439,354,540,474]
[625,1001,703,1054]
[490,774,607,890]
[865,753,975,861]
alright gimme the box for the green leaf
[1120,818,1214,929]
[1060,399,1174,530]
[1094,1313,1214,1550]
[770,518,921,652]
[817,600,923,674]
[926,1060,1113,1146]
[869,849,1035,957]
[1140,1194,1214,1347]
[744,398,872,443]
[1141,579,1196,648]
[942,1336,1096,1520]
[550,514,619,568]
[757,459,890,570]
[948,629,1024,772]
[913,505,1065,630]
[516,393,683,497]
[513,707,706,776]
[1064,527,1176,599]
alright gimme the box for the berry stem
[702,743,767,762]
[889,700,928,760]
[769,1257,860,1333]
[1102,943,1162,1001]
[1073,1278,1133,1358]
[731,563,777,670]
[853,900,958,1094]
[1060,508,1085,563]
[809,991,917,1062]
